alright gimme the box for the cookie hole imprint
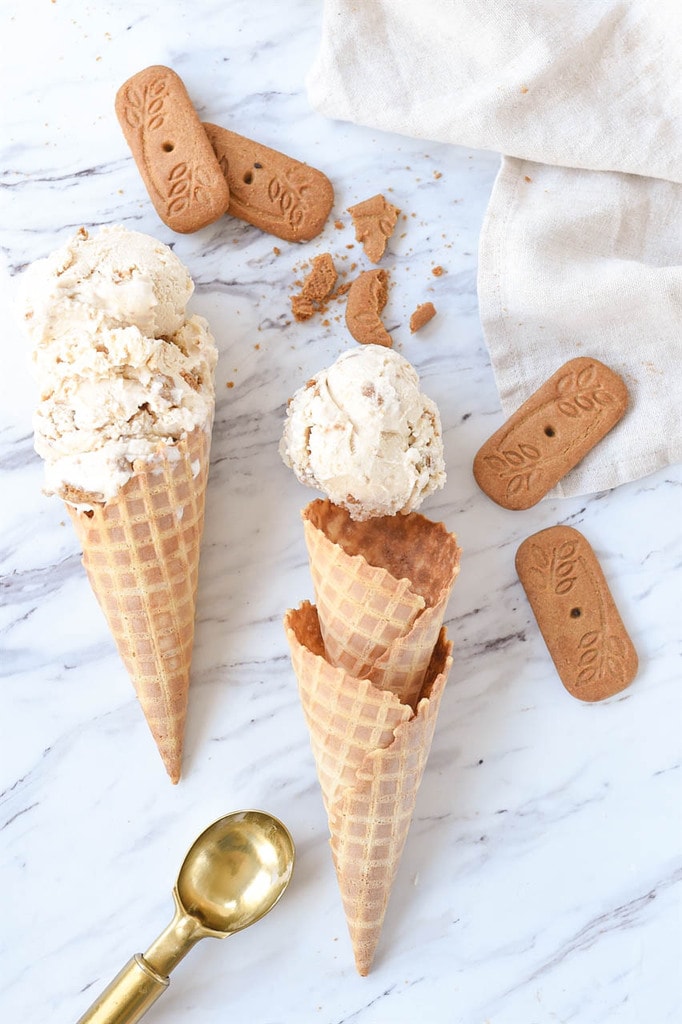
[243,171,254,185]
[253,161,263,169]
[570,607,582,618]
[161,141,175,153]
[544,425,556,437]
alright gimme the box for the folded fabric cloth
[307,0,682,496]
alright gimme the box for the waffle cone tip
[164,759,181,785]
[66,424,210,784]
[155,732,183,784]
[286,603,454,975]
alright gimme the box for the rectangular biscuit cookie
[203,122,334,242]
[516,525,638,702]
[473,357,628,509]
[116,66,230,233]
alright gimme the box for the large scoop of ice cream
[280,345,445,519]
[18,225,193,348]
[18,226,217,505]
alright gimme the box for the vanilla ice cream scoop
[280,345,445,520]
[18,226,217,506]
[18,224,193,354]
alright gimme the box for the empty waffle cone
[285,601,453,975]
[303,499,460,707]
[66,423,211,783]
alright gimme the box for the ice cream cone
[66,422,211,783]
[285,601,453,975]
[303,499,460,707]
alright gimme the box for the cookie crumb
[290,253,338,322]
[332,280,353,299]
[409,302,437,333]
[520,85,529,94]
[334,219,344,229]
[431,265,444,277]
[180,369,200,391]
[273,246,281,255]
[524,175,532,183]
[226,381,234,389]
[347,193,400,263]
[433,171,442,179]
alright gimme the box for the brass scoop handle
[74,954,169,1024]
[76,891,219,1024]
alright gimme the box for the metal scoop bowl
[76,810,295,1024]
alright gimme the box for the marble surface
[1,2,680,1022]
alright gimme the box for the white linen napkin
[307,0,682,496]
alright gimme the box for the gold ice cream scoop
[76,810,295,1024]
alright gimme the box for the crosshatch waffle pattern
[368,602,452,707]
[67,424,211,783]
[330,632,452,976]
[303,514,425,678]
[285,597,453,975]
[303,499,460,707]
[285,602,413,812]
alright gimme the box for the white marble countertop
[1,2,680,1022]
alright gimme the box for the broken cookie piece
[409,302,437,333]
[291,253,338,322]
[347,194,400,263]
[345,268,392,347]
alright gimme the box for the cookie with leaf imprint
[473,357,629,509]
[116,66,230,233]
[347,193,400,263]
[203,123,334,242]
[516,526,638,701]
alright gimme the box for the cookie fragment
[409,302,436,333]
[345,269,392,347]
[473,357,629,510]
[291,253,338,322]
[516,526,638,701]
[347,194,400,263]
[115,66,230,233]
[204,122,334,242]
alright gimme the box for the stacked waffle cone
[67,422,212,783]
[285,499,460,974]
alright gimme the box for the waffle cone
[285,601,454,975]
[303,499,460,707]
[66,423,211,783]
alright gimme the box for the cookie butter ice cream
[17,226,217,504]
[280,345,445,519]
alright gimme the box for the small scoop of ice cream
[280,345,445,520]
[18,226,217,505]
